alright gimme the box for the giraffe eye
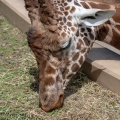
[59,39,71,51]
[61,41,70,48]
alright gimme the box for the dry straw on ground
[0,15,120,120]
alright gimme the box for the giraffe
[24,0,120,112]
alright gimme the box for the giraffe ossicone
[24,0,120,112]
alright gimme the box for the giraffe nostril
[59,94,63,99]
[57,94,64,108]
[43,95,48,102]
[40,93,64,112]
[59,94,64,103]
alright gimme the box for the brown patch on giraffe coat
[72,52,80,61]
[71,27,76,32]
[56,75,62,82]
[46,64,56,74]
[87,48,91,53]
[64,29,66,32]
[65,6,70,10]
[90,42,94,48]
[67,0,72,2]
[63,69,69,79]
[74,1,81,6]
[116,25,120,32]
[81,28,85,32]
[70,7,76,13]
[60,22,64,25]
[57,1,60,3]
[63,17,67,23]
[74,23,77,27]
[87,28,92,33]
[80,2,90,9]
[110,29,120,50]
[97,25,109,42]
[48,26,57,32]
[71,63,79,72]
[80,33,84,37]
[58,26,62,30]
[59,17,62,21]
[81,48,86,53]
[77,39,83,50]
[106,20,111,25]
[76,30,79,37]
[64,28,66,32]
[60,7,64,11]
[79,56,83,64]
[89,33,94,40]
[64,26,67,29]
[61,32,67,37]
[64,2,68,6]
[68,16,72,20]
[112,8,120,24]
[84,37,90,46]
[67,74,74,80]
[84,33,87,37]
[67,22,72,27]
[48,18,57,25]
[88,2,111,9]
[57,11,63,15]
[44,76,55,86]
[52,51,64,60]
[64,11,69,16]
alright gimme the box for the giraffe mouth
[40,93,64,112]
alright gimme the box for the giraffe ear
[75,9,115,26]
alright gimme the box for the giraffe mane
[24,0,64,52]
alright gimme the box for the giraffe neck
[96,17,120,50]
[80,1,120,50]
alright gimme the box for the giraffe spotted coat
[24,0,120,112]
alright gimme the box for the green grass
[0,15,120,120]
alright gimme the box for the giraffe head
[25,0,115,112]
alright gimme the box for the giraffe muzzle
[40,93,64,112]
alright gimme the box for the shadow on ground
[29,67,89,99]
[29,67,39,93]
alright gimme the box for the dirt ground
[0,15,120,120]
